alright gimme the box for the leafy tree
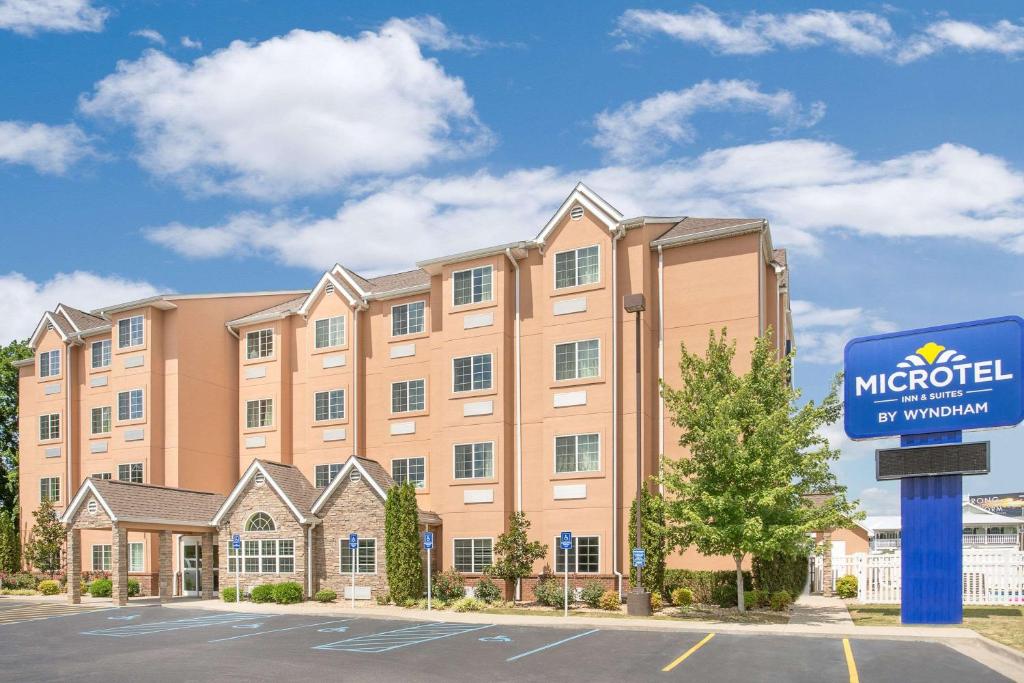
[24,500,65,577]
[661,329,859,612]
[629,483,667,595]
[0,509,20,572]
[383,482,422,603]
[488,511,547,602]
[0,339,31,520]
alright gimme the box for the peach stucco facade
[19,184,792,592]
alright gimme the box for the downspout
[306,521,317,598]
[352,301,368,455]
[657,246,665,496]
[65,341,73,506]
[504,248,523,602]
[611,226,625,598]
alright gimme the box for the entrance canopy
[62,477,225,532]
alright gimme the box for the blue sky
[1,1,1022,514]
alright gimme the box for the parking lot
[0,602,1012,682]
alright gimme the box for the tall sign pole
[232,533,241,604]
[424,531,434,613]
[348,533,358,609]
[560,531,571,617]
[623,293,651,616]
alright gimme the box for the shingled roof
[57,304,109,333]
[62,478,226,527]
[226,294,308,328]
[654,217,765,244]
[258,460,320,515]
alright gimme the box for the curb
[974,635,1024,669]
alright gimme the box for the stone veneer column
[158,531,173,603]
[112,526,129,606]
[821,531,834,597]
[201,533,214,600]
[66,528,82,605]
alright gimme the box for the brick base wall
[129,573,158,596]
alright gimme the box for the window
[453,266,492,306]
[39,477,59,503]
[118,315,144,348]
[340,538,376,573]
[233,538,293,573]
[392,301,425,336]
[314,464,343,488]
[246,399,273,429]
[392,457,425,488]
[129,542,144,572]
[39,413,60,441]
[555,434,600,473]
[314,316,345,349]
[245,512,276,531]
[453,354,492,392]
[314,390,345,422]
[39,350,60,378]
[453,538,492,573]
[391,379,425,413]
[555,339,600,381]
[91,406,111,435]
[92,472,111,480]
[92,544,112,571]
[555,245,600,289]
[454,442,493,479]
[117,462,143,483]
[555,536,600,573]
[117,389,143,421]
[91,340,111,369]
[246,329,273,360]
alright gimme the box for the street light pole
[623,293,651,617]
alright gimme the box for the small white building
[863,502,1024,551]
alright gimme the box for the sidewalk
[789,594,855,626]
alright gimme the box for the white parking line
[506,629,600,662]
[314,622,493,654]
[82,613,276,637]
[209,619,356,643]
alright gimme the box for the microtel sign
[844,316,1024,439]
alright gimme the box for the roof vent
[87,500,97,514]
[349,470,361,483]
[254,473,265,486]
[570,206,584,221]
[47,323,54,331]
[325,283,335,295]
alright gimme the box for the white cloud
[616,6,1024,62]
[131,28,164,45]
[790,300,897,365]
[180,35,201,49]
[0,271,163,344]
[145,139,1024,273]
[80,23,493,199]
[0,120,93,174]
[857,485,900,516]
[592,79,825,162]
[0,0,107,35]
[381,15,489,52]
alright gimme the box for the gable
[310,457,389,514]
[65,488,114,530]
[534,183,623,247]
[218,476,306,530]
[314,470,385,518]
[212,460,311,526]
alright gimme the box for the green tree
[629,483,667,595]
[488,511,547,602]
[24,500,65,577]
[661,329,859,612]
[384,482,422,603]
[0,509,20,572]
[0,339,31,520]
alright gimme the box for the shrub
[663,569,752,605]
[273,582,303,604]
[532,578,565,608]
[743,591,758,611]
[221,587,240,602]
[670,587,693,607]
[432,569,465,603]
[650,592,663,612]
[384,482,423,603]
[752,553,808,596]
[401,597,417,608]
[712,583,737,608]
[0,588,36,596]
[750,589,770,608]
[835,575,858,599]
[598,590,621,611]
[38,579,60,595]
[580,580,606,608]
[375,592,390,605]
[250,584,276,603]
[88,578,113,597]
[473,577,502,604]
[452,597,485,612]
[315,589,338,603]
[6,572,37,590]
[128,579,141,598]
[770,590,793,611]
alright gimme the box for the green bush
[384,482,423,603]
[580,580,606,608]
[273,582,303,604]
[770,590,793,611]
[712,583,738,607]
[375,592,390,605]
[835,575,858,599]
[401,597,417,608]
[432,569,465,603]
[88,578,113,597]
[452,597,485,612]
[473,577,502,604]
[743,591,758,610]
[750,589,770,608]
[128,579,140,598]
[5,572,37,590]
[250,584,276,603]
[670,587,694,606]
[38,579,60,595]
[532,578,565,608]
[221,587,240,602]
[312,589,336,603]
[663,569,752,605]
[650,592,664,612]
[598,590,621,611]
[752,553,808,596]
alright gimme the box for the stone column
[158,531,173,603]
[112,526,129,606]
[821,530,834,597]
[200,533,214,600]
[67,528,82,605]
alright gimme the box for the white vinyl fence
[819,550,1024,605]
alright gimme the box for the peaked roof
[311,455,393,514]
[56,304,108,333]
[652,217,765,246]
[211,459,319,526]
[534,182,624,245]
[227,294,308,329]
[61,477,225,527]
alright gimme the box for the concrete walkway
[790,594,855,626]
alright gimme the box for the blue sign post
[423,532,434,612]
[560,532,572,617]
[632,548,646,568]
[348,533,358,608]
[844,316,1024,625]
[232,533,241,604]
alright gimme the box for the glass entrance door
[181,537,202,597]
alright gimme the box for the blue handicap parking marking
[208,619,355,643]
[479,635,511,643]
[314,621,494,654]
[82,613,275,637]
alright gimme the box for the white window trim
[338,537,378,574]
[451,265,494,307]
[452,441,495,480]
[39,412,61,441]
[313,315,347,350]
[313,463,343,488]
[128,541,145,572]
[117,462,144,483]
[553,339,601,382]
[231,537,296,574]
[117,315,145,349]
[552,535,601,574]
[245,397,274,429]
[390,378,427,414]
[391,456,427,489]
[39,477,60,503]
[552,433,601,474]
[451,353,494,393]
[312,389,346,423]
[553,243,601,290]
[116,388,145,422]
[390,300,427,337]
[91,543,112,572]
[244,511,277,532]
[39,349,61,378]
[91,340,111,369]
[91,406,112,435]
[451,537,495,574]
[245,328,275,360]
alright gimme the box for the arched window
[245,512,275,531]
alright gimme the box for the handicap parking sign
[423,531,433,550]
[632,548,646,568]
[231,533,241,549]
[349,533,358,549]
[560,531,572,550]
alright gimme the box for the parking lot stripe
[314,621,494,653]
[505,628,600,662]
[82,612,275,637]
[842,639,859,683]
[0,603,114,626]
[208,619,355,643]
[661,632,715,672]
